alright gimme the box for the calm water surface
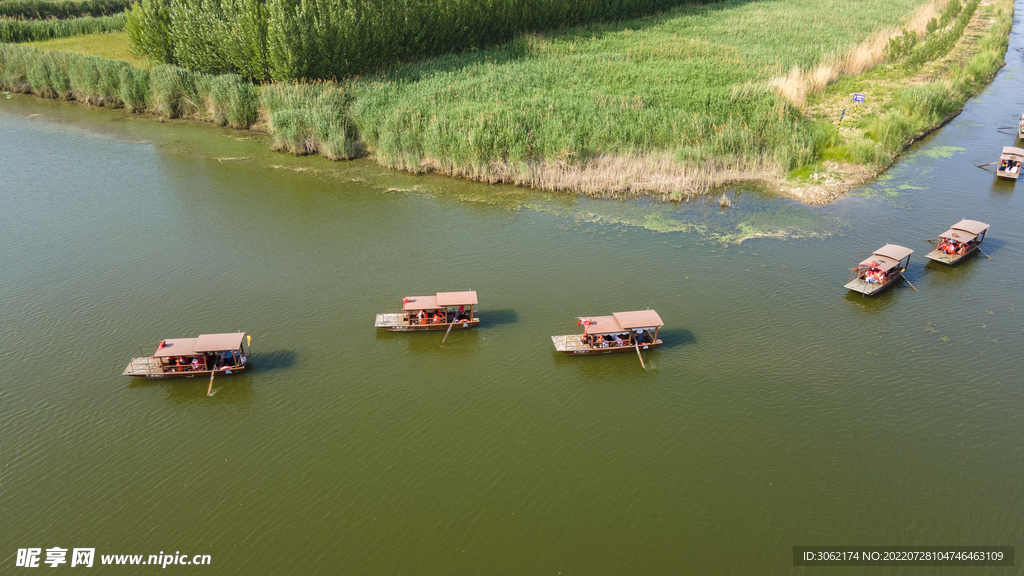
[3,15,1024,574]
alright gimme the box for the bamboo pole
[442,313,457,344]
[903,275,920,292]
[978,246,995,260]
[635,341,646,370]
[207,369,215,396]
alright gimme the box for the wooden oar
[976,161,997,168]
[978,246,995,260]
[902,275,920,292]
[442,314,458,343]
[635,341,646,370]
[207,369,215,396]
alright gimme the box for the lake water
[3,16,1024,574]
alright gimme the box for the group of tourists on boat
[998,158,1020,174]
[410,304,468,325]
[938,237,970,255]
[862,266,889,285]
[583,331,645,348]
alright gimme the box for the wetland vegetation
[0,0,1014,202]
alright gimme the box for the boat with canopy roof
[844,244,913,296]
[925,219,989,265]
[122,332,250,378]
[551,310,663,355]
[375,291,479,331]
[996,146,1024,180]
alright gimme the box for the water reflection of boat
[925,219,989,265]
[995,146,1024,180]
[123,332,250,378]
[375,291,479,331]
[844,244,913,296]
[552,310,663,355]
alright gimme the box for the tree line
[126,0,717,82]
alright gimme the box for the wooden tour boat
[123,332,250,378]
[552,310,664,356]
[844,244,913,296]
[925,219,990,265]
[995,146,1024,180]
[375,291,479,331]
[1018,113,1024,140]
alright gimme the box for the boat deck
[925,246,976,265]
[552,335,587,353]
[845,276,899,295]
[552,334,662,354]
[123,357,163,376]
[375,313,406,328]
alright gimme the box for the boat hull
[844,275,902,296]
[996,170,1020,180]
[551,335,663,354]
[375,313,480,331]
[925,245,978,265]
[123,358,248,379]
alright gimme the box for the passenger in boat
[416,309,427,324]
[635,330,645,344]
[999,160,1008,172]
[191,357,200,370]
[457,305,467,320]
[432,310,444,324]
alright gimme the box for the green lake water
[3,18,1024,575]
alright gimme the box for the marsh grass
[0,0,132,20]
[0,43,256,126]
[0,13,124,43]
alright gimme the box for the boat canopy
[404,291,477,310]
[579,310,664,334]
[859,244,912,272]
[195,332,246,352]
[613,310,664,330]
[1000,146,1024,159]
[437,291,478,307]
[939,219,989,242]
[873,244,913,262]
[578,315,624,334]
[403,295,439,311]
[154,338,199,358]
[152,332,245,357]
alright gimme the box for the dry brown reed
[383,153,781,200]
[771,0,950,109]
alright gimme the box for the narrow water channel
[2,9,1023,573]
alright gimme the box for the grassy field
[27,31,147,66]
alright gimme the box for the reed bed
[0,44,256,124]
[1,13,125,43]
[0,0,132,20]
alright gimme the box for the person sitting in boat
[191,357,200,370]
[416,309,427,324]
[999,160,1008,172]
[432,310,444,324]
[457,305,467,320]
